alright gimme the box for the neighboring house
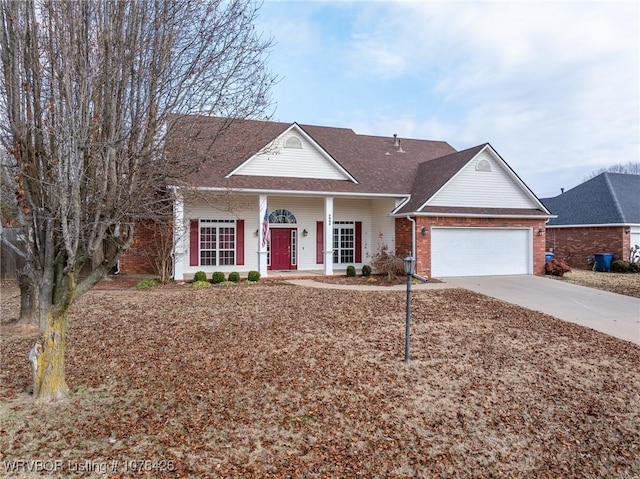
[542,173,640,268]
[121,115,552,279]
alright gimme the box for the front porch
[172,190,402,281]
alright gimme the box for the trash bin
[594,253,614,272]
[545,252,555,263]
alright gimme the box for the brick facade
[545,226,629,269]
[395,217,547,277]
[118,220,172,275]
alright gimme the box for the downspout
[406,216,416,259]
[406,216,428,282]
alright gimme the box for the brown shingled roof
[397,144,487,214]
[166,114,456,195]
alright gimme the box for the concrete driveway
[443,275,640,345]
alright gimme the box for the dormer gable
[225,123,357,182]
[423,144,546,211]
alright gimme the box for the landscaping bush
[228,271,241,283]
[370,244,405,280]
[191,280,211,289]
[346,265,356,277]
[134,278,159,290]
[193,271,208,282]
[545,258,572,277]
[612,260,640,273]
[212,271,226,284]
[361,265,372,277]
[247,271,261,282]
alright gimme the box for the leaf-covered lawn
[563,269,640,298]
[1,282,639,478]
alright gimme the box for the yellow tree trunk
[29,310,69,401]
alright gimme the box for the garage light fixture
[537,228,544,236]
[421,226,428,236]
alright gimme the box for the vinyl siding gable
[228,125,353,181]
[426,148,538,209]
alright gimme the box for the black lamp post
[403,255,415,363]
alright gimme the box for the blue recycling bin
[594,253,614,272]
[545,252,555,263]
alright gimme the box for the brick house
[122,115,552,279]
[542,173,640,269]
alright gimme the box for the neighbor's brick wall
[395,217,547,277]
[119,220,171,275]
[545,226,628,269]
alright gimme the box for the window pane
[201,250,216,266]
[199,221,236,267]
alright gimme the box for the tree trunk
[17,266,37,325]
[29,309,69,401]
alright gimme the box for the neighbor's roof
[542,173,640,226]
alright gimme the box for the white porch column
[324,196,334,275]
[172,190,185,281]
[258,194,269,277]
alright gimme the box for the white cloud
[258,1,639,197]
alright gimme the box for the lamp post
[403,255,415,364]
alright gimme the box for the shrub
[370,244,405,281]
[192,280,211,289]
[212,271,226,284]
[346,265,356,277]
[228,271,241,283]
[612,260,640,273]
[193,271,207,282]
[362,265,372,277]
[545,258,572,277]
[247,270,261,282]
[134,278,159,290]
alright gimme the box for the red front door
[270,228,295,270]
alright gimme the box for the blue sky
[255,0,639,198]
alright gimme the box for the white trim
[258,195,268,277]
[172,191,185,281]
[324,197,334,275]
[546,223,639,228]
[169,185,406,200]
[224,123,359,184]
[391,211,555,219]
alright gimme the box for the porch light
[254,229,259,237]
[403,255,415,364]
[421,226,428,236]
[302,229,308,237]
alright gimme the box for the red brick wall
[396,217,547,277]
[545,226,628,269]
[119,220,172,275]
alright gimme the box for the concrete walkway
[287,276,640,345]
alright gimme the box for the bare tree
[585,162,640,180]
[0,0,275,401]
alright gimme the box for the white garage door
[431,228,531,277]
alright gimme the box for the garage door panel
[432,228,531,277]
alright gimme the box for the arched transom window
[269,209,297,224]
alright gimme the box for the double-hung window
[333,221,355,264]
[200,219,235,266]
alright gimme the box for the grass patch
[134,278,160,290]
